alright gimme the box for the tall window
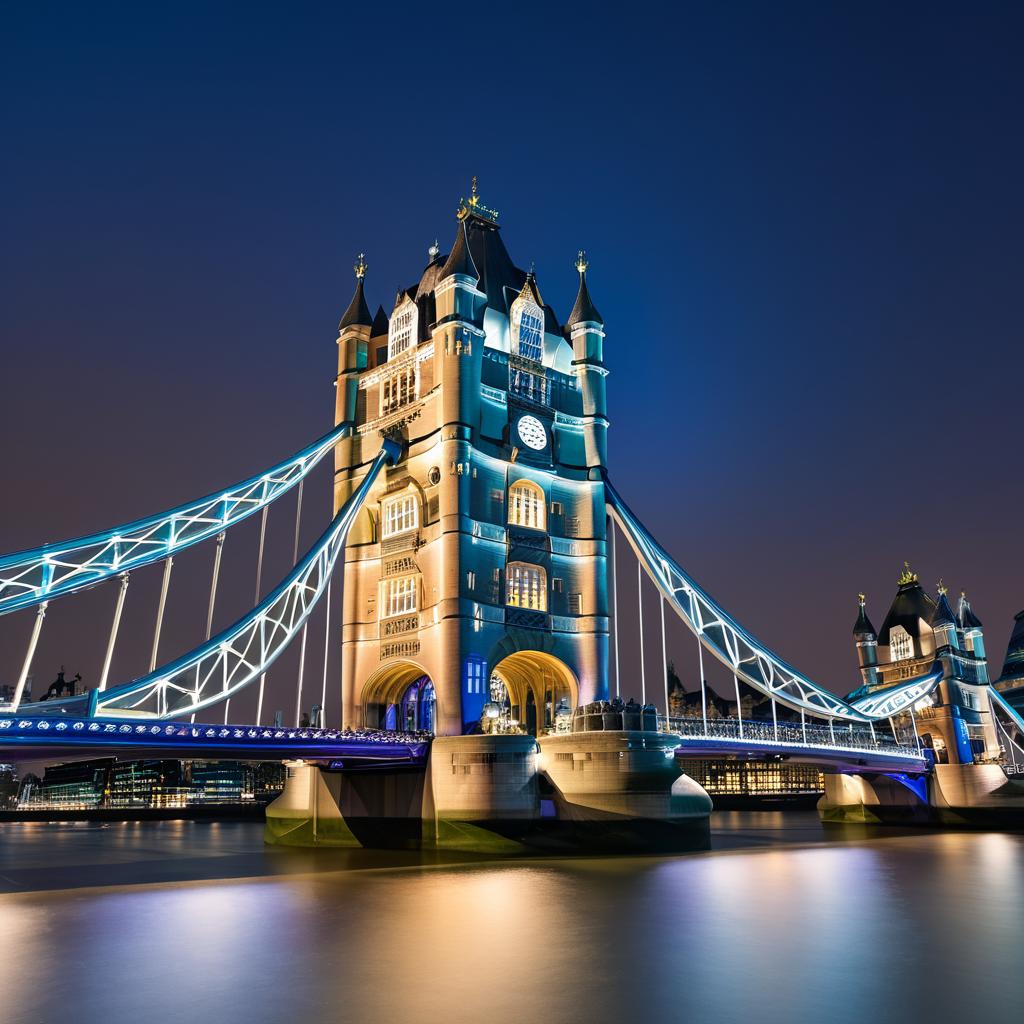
[890,626,913,662]
[384,575,418,618]
[506,562,547,612]
[388,298,418,360]
[509,361,549,405]
[381,366,417,415]
[382,494,418,538]
[508,480,546,531]
[510,289,544,362]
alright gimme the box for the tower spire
[339,253,373,330]
[567,250,603,327]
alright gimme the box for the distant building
[14,758,285,810]
[0,764,19,808]
[848,565,998,764]
[678,759,824,800]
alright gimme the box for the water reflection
[0,815,1022,1024]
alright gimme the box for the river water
[1,812,1021,1024]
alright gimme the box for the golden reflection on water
[0,817,1022,1024]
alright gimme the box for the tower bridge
[2,185,1023,848]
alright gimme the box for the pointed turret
[958,591,987,671]
[930,582,959,650]
[339,254,373,330]
[852,593,880,689]
[439,220,479,283]
[853,593,877,637]
[370,304,389,338]
[566,251,603,327]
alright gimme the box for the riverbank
[0,803,269,823]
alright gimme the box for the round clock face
[517,415,547,451]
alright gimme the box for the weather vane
[575,250,589,274]
[354,253,367,280]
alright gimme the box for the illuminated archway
[361,660,436,733]
[489,651,579,736]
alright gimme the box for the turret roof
[877,576,936,645]
[853,597,876,637]
[370,304,389,338]
[566,260,603,328]
[339,276,373,330]
[930,590,958,629]
[958,594,983,630]
[439,220,479,283]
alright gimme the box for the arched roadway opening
[490,651,579,736]
[361,660,436,733]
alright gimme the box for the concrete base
[537,731,713,852]
[818,765,1024,827]
[265,731,714,853]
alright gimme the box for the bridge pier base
[264,761,361,847]
[818,765,1024,826]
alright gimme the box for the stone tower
[332,187,610,736]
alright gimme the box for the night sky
[2,3,1022,724]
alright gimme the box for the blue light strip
[0,422,354,616]
[604,473,942,723]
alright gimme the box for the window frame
[382,574,418,619]
[381,493,419,539]
[505,561,548,612]
[508,479,546,531]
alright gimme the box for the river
[0,812,1021,1024]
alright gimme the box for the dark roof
[853,600,876,637]
[370,305,389,338]
[930,591,958,629]
[339,278,373,330]
[959,596,983,630]
[999,610,1024,683]
[566,268,603,327]
[415,252,447,299]
[877,581,936,645]
[439,220,480,283]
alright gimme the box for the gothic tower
[333,186,610,736]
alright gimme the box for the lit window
[380,366,417,415]
[506,563,547,612]
[382,494,418,538]
[388,298,418,360]
[510,288,544,362]
[383,576,418,618]
[508,480,546,531]
[890,626,913,662]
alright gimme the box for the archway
[361,660,436,733]
[489,651,579,737]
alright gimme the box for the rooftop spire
[457,176,499,224]
[339,253,373,330]
[897,561,919,586]
[853,593,876,637]
[439,219,479,282]
[567,250,603,327]
[958,591,983,630]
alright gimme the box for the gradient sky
[2,3,1022,723]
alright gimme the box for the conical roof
[998,610,1024,683]
[877,572,936,645]
[567,260,603,327]
[853,597,876,637]
[930,590,958,629]
[958,593,983,630]
[339,276,372,330]
[370,305,389,338]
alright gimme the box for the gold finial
[937,579,947,596]
[858,593,866,605]
[470,176,478,203]
[961,590,967,600]
[457,178,498,222]
[897,561,918,586]
[353,253,367,280]
[575,249,589,275]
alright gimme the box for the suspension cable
[98,572,131,692]
[771,693,778,741]
[320,578,332,727]
[698,634,707,734]
[610,518,620,699]
[294,622,309,727]
[149,556,174,673]
[253,505,269,725]
[637,560,646,704]
[193,532,224,723]
[660,593,669,725]
[733,673,744,738]
[292,478,304,564]
[9,601,48,712]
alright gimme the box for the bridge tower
[332,186,610,736]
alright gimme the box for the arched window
[890,626,913,662]
[506,562,547,612]
[508,480,546,531]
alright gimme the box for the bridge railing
[665,715,921,758]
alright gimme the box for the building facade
[849,565,999,764]
[334,186,610,736]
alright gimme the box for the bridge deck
[0,716,429,769]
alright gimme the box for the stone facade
[332,191,610,736]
